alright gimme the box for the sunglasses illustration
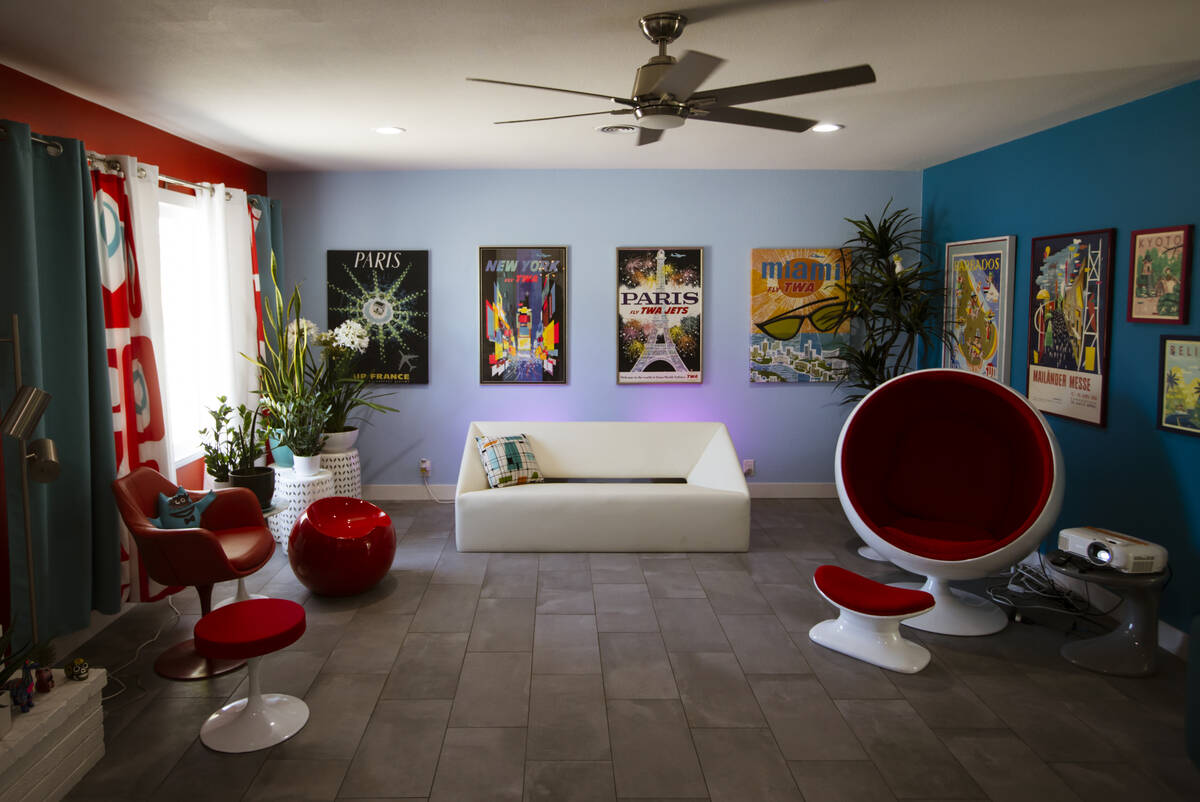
[755,297,847,341]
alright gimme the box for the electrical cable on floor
[422,472,454,504]
[101,594,183,702]
[986,555,1125,621]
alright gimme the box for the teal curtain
[0,120,121,649]
[250,195,285,320]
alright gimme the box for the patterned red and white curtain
[91,156,177,602]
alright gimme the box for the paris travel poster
[480,246,566,384]
[326,250,429,384]
[1027,229,1114,426]
[750,248,849,383]
[617,247,702,384]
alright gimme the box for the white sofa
[455,421,750,552]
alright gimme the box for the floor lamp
[1,313,61,646]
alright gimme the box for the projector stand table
[1050,560,1168,677]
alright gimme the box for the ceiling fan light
[812,122,844,133]
[634,106,687,130]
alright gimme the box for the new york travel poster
[480,246,566,384]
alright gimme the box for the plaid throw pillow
[475,434,544,488]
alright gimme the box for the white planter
[321,428,359,453]
[293,455,322,476]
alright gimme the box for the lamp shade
[2,385,51,440]
[27,438,61,483]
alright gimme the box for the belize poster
[1027,229,1114,426]
[617,247,702,384]
[750,248,849,383]
[326,249,429,384]
[480,246,566,384]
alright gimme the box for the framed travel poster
[750,248,849,383]
[480,246,566,384]
[1158,335,1200,437]
[326,250,429,384]
[1027,229,1115,426]
[617,247,702,384]
[941,236,1016,384]
[1128,225,1192,324]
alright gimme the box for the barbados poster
[617,247,702,384]
[942,236,1015,383]
[326,250,429,384]
[1027,230,1114,426]
[480,246,566,384]
[750,248,849,383]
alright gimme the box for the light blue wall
[923,80,1200,629]
[268,169,920,488]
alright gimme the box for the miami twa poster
[617,247,702,384]
[1027,229,1114,426]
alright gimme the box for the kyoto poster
[941,236,1016,383]
[750,248,849,383]
[1027,229,1115,426]
[480,246,566,384]
[327,250,429,384]
[617,247,702,384]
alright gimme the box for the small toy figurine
[67,658,90,681]
[34,664,54,694]
[6,661,36,713]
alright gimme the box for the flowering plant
[313,319,396,433]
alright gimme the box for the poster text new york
[484,260,560,274]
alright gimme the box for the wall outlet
[419,458,431,475]
[742,459,755,477]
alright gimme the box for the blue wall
[269,169,920,489]
[923,80,1200,629]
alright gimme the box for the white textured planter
[293,455,322,476]
[321,428,359,453]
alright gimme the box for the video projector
[1058,527,1167,574]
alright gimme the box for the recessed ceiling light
[812,122,844,133]
[596,124,638,135]
[374,126,407,135]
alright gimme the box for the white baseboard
[364,482,836,501]
[748,482,836,498]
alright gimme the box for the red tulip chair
[836,369,1063,636]
[112,466,276,679]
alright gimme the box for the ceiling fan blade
[494,109,634,125]
[468,77,636,107]
[650,50,725,100]
[692,64,876,107]
[696,106,818,133]
[637,128,664,146]
[673,0,803,25]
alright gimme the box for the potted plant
[834,202,948,403]
[198,396,236,487]
[268,392,331,475]
[226,403,274,507]
[313,319,396,453]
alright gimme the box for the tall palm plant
[835,202,948,402]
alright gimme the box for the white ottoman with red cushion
[808,564,935,674]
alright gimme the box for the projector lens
[1087,542,1112,565]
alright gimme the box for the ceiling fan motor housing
[632,56,677,99]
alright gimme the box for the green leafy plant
[835,202,948,403]
[245,255,314,408]
[313,320,396,433]
[267,393,331,457]
[198,397,236,483]
[199,397,267,480]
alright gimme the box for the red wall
[1,65,267,627]
[0,64,268,194]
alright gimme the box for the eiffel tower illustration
[631,249,690,374]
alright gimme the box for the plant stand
[319,448,362,498]
[269,468,334,553]
[0,668,106,801]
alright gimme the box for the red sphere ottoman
[808,564,935,674]
[288,496,396,596]
[194,598,308,752]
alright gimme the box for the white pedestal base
[891,578,1008,636]
[213,576,269,610]
[857,545,890,562]
[199,657,309,753]
[809,613,931,674]
[269,468,335,553]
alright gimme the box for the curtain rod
[0,124,65,156]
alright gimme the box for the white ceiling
[3,0,1199,172]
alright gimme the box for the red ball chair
[288,497,396,596]
[836,369,1063,636]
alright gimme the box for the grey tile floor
[64,499,1200,801]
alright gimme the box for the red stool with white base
[809,565,935,674]
[194,598,309,752]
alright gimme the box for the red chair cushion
[218,526,277,571]
[840,370,1054,561]
[813,565,934,616]
[194,598,306,660]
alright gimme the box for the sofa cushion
[475,434,544,488]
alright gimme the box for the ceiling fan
[467,11,876,145]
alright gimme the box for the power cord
[101,594,182,702]
[986,554,1124,621]
[421,465,454,505]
